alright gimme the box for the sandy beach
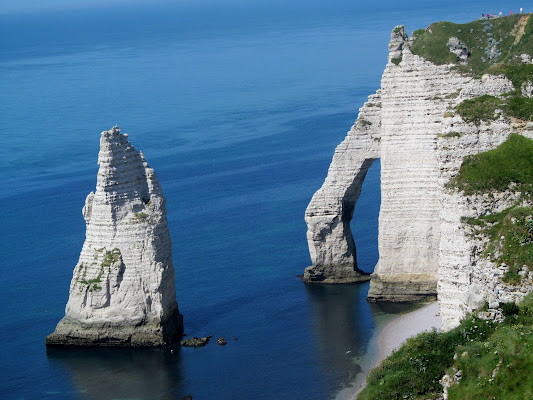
[336,301,441,400]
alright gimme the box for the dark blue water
[0,1,524,399]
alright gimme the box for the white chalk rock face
[46,127,183,346]
[303,92,381,283]
[304,23,533,311]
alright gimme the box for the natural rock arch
[304,26,474,301]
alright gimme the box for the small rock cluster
[446,37,470,64]
[180,335,233,348]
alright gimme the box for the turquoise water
[0,1,524,399]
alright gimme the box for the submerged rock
[46,126,183,347]
[181,337,211,347]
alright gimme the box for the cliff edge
[46,127,183,346]
[305,14,533,329]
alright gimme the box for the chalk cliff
[46,127,183,346]
[305,16,533,328]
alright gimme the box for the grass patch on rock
[463,206,533,283]
[506,95,533,120]
[447,133,533,194]
[455,92,533,123]
[485,63,533,89]
[437,131,462,138]
[455,95,503,125]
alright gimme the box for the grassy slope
[448,295,533,400]
[358,294,533,400]
[410,14,533,76]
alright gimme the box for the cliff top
[410,13,533,75]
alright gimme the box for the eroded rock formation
[305,21,533,324]
[46,127,183,346]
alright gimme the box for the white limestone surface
[46,127,183,346]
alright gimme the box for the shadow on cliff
[46,345,186,399]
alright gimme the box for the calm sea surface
[0,1,523,399]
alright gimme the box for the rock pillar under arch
[303,92,382,284]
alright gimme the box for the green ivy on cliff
[463,206,533,283]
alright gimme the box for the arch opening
[349,159,381,275]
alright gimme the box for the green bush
[500,302,520,316]
[391,57,402,65]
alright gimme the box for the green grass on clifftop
[411,14,533,76]
[358,294,533,400]
[447,133,533,194]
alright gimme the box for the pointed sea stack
[46,127,183,347]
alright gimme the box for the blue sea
[0,1,525,399]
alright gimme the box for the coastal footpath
[46,127,183,346]
[305,14,533,331]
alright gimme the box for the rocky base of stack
[367,273,437,302]
[45,309,183,347]
[302,264,371,284]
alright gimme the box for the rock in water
[46,126,183,347]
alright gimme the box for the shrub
[500,302,520,316]
[391,57,402,65]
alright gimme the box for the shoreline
[335,301,441,400]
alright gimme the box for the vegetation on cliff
[455,90,533,123]
[358,293,533,400]
[411,14,533,76]
[447,133,533,194]
[448,133,533,283]
[453,63,533,123]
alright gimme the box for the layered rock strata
[46,127,183,346]
[437,127,533,330]
[305,22,533,315]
